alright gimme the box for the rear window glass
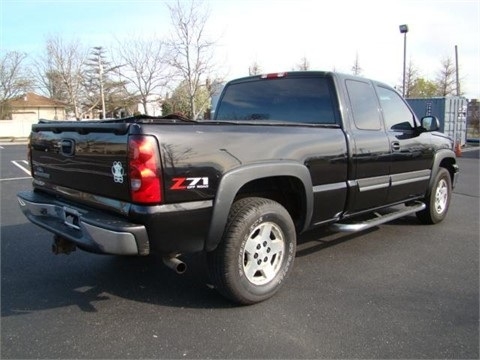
[214,77,338,124]
[345,79,381,130]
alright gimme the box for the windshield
[214,76,338,125]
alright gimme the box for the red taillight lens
[128,135,162,204]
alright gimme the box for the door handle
[391,141,401,151]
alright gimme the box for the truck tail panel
[30,121,133,203]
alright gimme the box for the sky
[1,0,479,99]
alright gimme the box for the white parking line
[11,160,31,176]
[0,176,31,182]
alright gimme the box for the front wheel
[417,168,452,224]
[207,197,296,305]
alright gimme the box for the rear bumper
[17,190,149,255]
[17,190,214,255]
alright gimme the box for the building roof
[9,93,67,108]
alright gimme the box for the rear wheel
[207,197,296,305]
[417,168,452,224]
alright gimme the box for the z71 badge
[170,177,209,190]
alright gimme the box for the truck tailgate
[30,121,131,202]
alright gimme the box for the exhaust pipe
[162,255,187,274]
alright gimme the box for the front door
[375,85,434,204]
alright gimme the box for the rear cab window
[345,79,382,131]
[214,74,340,125]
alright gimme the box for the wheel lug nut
[264,257,268,262]
[254,253,258,259]
[267,248,271,253]
[263,241,267,247]
[256,244,261,250]
[257,260,262,265]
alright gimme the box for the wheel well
[234,176,306,231]
[439,158,456,183]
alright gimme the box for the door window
[376,86,416,131]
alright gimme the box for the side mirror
[421,116,440,132]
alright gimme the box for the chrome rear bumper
[17,190,149,256]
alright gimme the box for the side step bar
[331,202,426,233]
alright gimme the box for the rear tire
[207,197,296,305]
[417,168,452,224]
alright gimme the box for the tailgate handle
[60,139,75,156]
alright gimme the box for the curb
[461,146,479,153]
[0,137,29,145]
[0,137,28,142]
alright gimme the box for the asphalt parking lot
[1,144,478,359]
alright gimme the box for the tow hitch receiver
[52,235,76,255]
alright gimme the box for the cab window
[345,80,382,130]
[215,77,338,124]
[376,86,416,131]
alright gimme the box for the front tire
[417,168,452,224]
[207,197,296,305]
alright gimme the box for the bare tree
[435,57,457,96]
[40,36,88,119]
[351,52,362,76]
[296,57,310,71]
[85,46,109,119]
[0,51,33,118]
[114,37,169,115]
[403,60,419,98]
[84,46,128,118]
[166,0,217,119]
[32,50,64,100]
[162,78,212,118]
[248,61,262,75]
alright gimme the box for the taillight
[128,135,162,204]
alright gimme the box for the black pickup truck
[18,71,459,304]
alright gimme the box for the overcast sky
[1,0,479,99]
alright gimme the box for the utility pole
[98,56,106,119]
[88,46,107,119]
[455,45,460,96]
[399,24,409,98]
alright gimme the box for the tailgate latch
[60,139,75,156]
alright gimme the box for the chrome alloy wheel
[434,178,449,214]
[242,222,285,286]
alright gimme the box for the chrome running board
[331,202,426,233]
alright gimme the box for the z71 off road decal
[170,177,209,190]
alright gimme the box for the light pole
[399,24,409,98]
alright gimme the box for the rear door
[344,79,391,213]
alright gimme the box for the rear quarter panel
[147,123,348,205]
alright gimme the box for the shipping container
[407,97,468,146]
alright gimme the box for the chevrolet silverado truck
[17,71,459,304]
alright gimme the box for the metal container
[407,97,468,146]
